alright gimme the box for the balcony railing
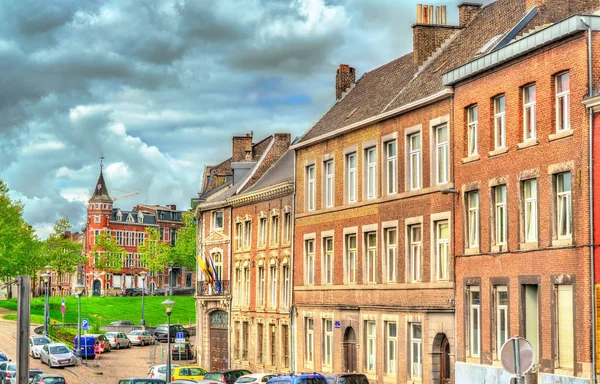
[197,280,230,296]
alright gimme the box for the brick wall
[412,24,461,66]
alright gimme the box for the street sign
[61,298,65,304]
[500,337,534,376]
[82,318,89,331]
[60,305,65,314]
[175,331,184,342]
[334,321,341,329]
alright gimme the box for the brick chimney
[336,64,355,101]
[413,4,462,66]
[458,2,483,27]
[232,133,253,162]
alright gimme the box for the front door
[92,279,101,296]
[210,311,228,370]
[343,327,357,373]
[441,335,450,383]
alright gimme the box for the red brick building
[443,1,600,382]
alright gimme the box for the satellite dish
[500,336,534,376]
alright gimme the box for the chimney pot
[336,64,356,101]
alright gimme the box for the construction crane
[112,191,139,202]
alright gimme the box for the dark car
[153,324,189,343]
[29,368,43,383]
[323,374,369,384]
[0,352,7,362]
[118,379,166,384]
[153,289,165,296]
[122,288,142,296]
[30,373,67,384]
[267,374,327,384]
[203,370,252,384]
[109,320,135,326]
[171,342,194,360]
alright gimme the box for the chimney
[167,204,177,210]
[413,4,462,66]
[232,133,253,162]
[458,3,483,27]
[336,64,355,101]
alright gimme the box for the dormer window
[138,212,144,224]
[116,210,123,221]
[126,213,134,223]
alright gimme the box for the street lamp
[41,272,51,336]
[139,271,148,329]
[162,298,175,384]
[74,284,85,361]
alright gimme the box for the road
[0,311,185,383]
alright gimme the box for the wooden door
[210,328,228,370]
[343,327,357,373]
[441,335,450,383]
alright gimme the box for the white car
[39,343,76,368]
[104,332,131,349]
[29,336,52,359]
[127,330,155,346]
[236,374,277,384]
[147,364,181,381]
[0,362,16,384]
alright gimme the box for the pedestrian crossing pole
[17,276,30,384]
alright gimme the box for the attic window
[117,212,122,221]
[346,107,359,119]
[476,34,503,56]
[138,212,144,223]
[127,213,134,223]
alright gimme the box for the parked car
[39,343,76,368]
[122,288,145,296]
[171,366,208,382]
[147,364,181,381]
[153,324,189,343]
[86,334,112,352]
[171,342,194,360]
[203,370,252,384]
[0,352,7,362]
[267,374,327,384]
[104,332,131,349]
[109,320,135,326]
[73,335,97,358]
[128,330,155,346]
[153,289,165,296]
[236,374,277,384]
[30,373,67,384]
[323,374,369,384]
[28,368,43,383]
[118,379,166,384]
[0,362,16,384]
[29,336,52,359]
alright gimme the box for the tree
[138,227,170,277]
[92,232,125,273]
[170,211,197,271]
[44,218,85,276]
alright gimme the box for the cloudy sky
[0,0,492,238]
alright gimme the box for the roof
[89,169,113,203]
[110,208,157,225]
[244,148,294,193]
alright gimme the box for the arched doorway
[343,327,357,373]
[92,279,102,296]
[209,311,228,370]
[432,333,451,384]
[149,281,156,293]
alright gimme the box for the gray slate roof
[245,149,294,193]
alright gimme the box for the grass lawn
[0,296,196,328]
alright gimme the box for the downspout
[228,205,234,369]
[581,16,596,383]
[197,211,205,368]
[450,91,458,381]
[290,149,297,372]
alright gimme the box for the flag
[198,255,213,283]
[208,254,222,294]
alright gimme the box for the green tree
[92,232,125,273]
[138,227,170,276]
[44,218,85,276]
[170,211,196,271]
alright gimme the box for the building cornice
[229,182,294,207]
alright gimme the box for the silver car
[127,330,155,346]
[39,343,76,368]
[104,332,131,349]
[0,362,16,384]
[147,364,181,381]
[29,336,51,359]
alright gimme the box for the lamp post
[41,270,51,336]
[140,271,148,329]
[162,298,175,384]
[74,284,85,361]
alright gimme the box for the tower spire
[89,157,112,203]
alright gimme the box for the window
[346,234,357,284]
[556,285,574,369]
[325,160,334,208]
[213,253,223,281]
[385,322,397,375]
[269,325,276,366]
[236,322,242,359]
[242,322,249,360]
[283,212,292,243]
[94,215,100,223]
[556,172,572,239]
[556,72,570,132]
[408,132,421,190]
[365,321,376,372]
[435,124,449,184]
[523,84,536,141]
[234,267,241,307]
[385,140,397,195]
[282,324,289,368]
[366,147,377,199]
[408,225,422,282]
[257,266,265,307]
[138,232,144,246]
[467,105,478,156]
[524,285,540,365]
[467,191,480,248]
[269,265,277,309]
[271,215,279,245]
[410,323,422,379]
[493,95,506,149]
[385,228,397,283]
[244,266,250,306]
[257,323,264,363]
[323,319,333,366]
[213,211,223,230]
[523,179,538,242]
[307,165,316,211]
[306,239,315,285]
[116,231,123,246]
[282,265,290,308]
[305,318,314,363]
[436,220,449,281]
[346,153,357,203]
[258,217,267,247]
[236,222,243,250]
[365,232,377,283]
[126,253,134,268]
[324,237,334,285]
[244,221,252,249]
[494,185,507,246]
[495,286,508,357]
[469,287,481,357]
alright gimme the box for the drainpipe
[228,205,233,369]
[581,16,596,384]
[290,149,297,372]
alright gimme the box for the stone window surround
[488,175,509,254]
[404,124,423,192]
[430,211,451,283]
[404,216,423,283]
[381,132,398,197]
[429,115,451,188]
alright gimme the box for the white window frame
[495,285,508,356]
[307,165,316,211]
[365,321,376,372]
[346,153,357,203]
[366,147,377,200]
[271,214,279,246]
[324,237,334,285]
[435,220,449,281]
[435,124,449,185]
[324,160,334,208]
[410,323,422,379]
[385,140,397,195]
[523,84,536,141]
[235,222,243,250]
[386,322,397,375]
[494,185,507,246]
[258,217,267,247]
[305,318,314,363]
[467,191,480,248]
[282,264,290,308]
[365,232,377,283]
[244,220,252,249]
[306,239,315,285]
[385,228,397,283]
[467,105,478,156]
[257,266,265,308]
[408,132,422,190]
[523,179,538,242]
[556,284,574,369]
[243,266,250,307]
[556,72,570,132]
[408,224,422,282]
[494,95,506,149]
[213,211,224,230]
[556,172,572,239]
[269,264,277,309]
[323,319,333,367]
[469,286,481,357]
[346,234,357,284]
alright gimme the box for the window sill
[464,247,480,255]
[490,244,508,253]
[552,238,573,247]
[488,146,509,157]
[517,139,539,150]
[549,129,573,142]
[519,242,538,251]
